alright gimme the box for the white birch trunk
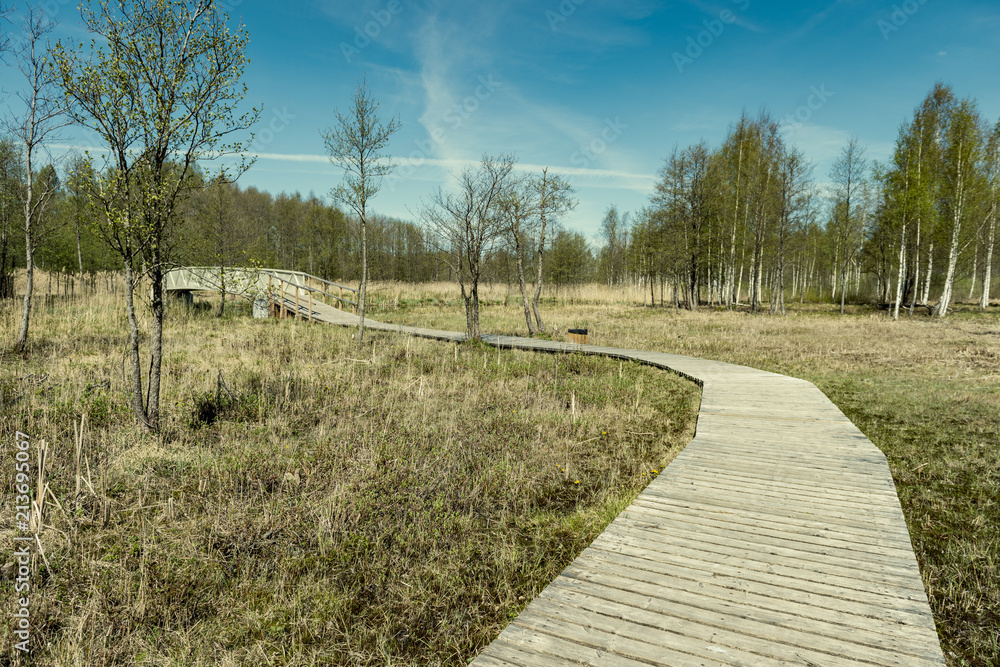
[893,223,907,320]
[921,241,933,304]
[980,203,995,309]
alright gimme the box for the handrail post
[294,283,300,319]
[279,279,286,319]
[308,289,313,322]
[268,274,273,317]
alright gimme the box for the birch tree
[745,115,782,313]
[772,148,813,315]
[499,172,536,334]
[599,206,628,286]
[187,174,244,316]
[652,142,717,310]
[53,0,259,432]
[717,113,763,308]
[321,77,400,344]
[913,84,953,311]
[884,123,918,319]
[981,120,1000,310]
[63,154,99,277]
[829,137,868,314]
[529,168,574,332]
[937,98,984,317]
[9,5,68,351]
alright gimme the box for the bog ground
[1,278,998,666]
[1,283,698,665]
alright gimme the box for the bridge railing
[164,267,359,315]
[262,271,357,320]
[259,270,357,313]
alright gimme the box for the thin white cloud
[788,1,844,41]
[681,0,765,33]
[47,142,654,185]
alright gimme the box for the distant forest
[1,82,997,314]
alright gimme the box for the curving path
[176,275,945,666]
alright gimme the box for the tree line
[616,83,999,317]
[0,150,600,288]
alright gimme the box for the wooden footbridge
[167,268,946,666]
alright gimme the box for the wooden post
[294,283,300,319]
[308,289,313,322]
[338,286,343,311]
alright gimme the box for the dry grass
[380,283,1000,667]
[0,280,699,665]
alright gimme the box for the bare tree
[423,154,516,339]
[0,4,12,56]
[321,77,400,344]
[498,172,536,334]
[772,148,813,315]
[830,137,868,314]
[530,168,575,331]
[8,5,69,351]
[53,0,259,432]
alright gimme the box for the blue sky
[3,0,1000,241]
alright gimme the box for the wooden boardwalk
[261,292,946,665]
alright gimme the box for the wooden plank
[495,621,661,666]
[550,570,943,666]
[508,611,733,667]
[627,494,914,548]
[662,456,898,493]
[581,542,939,630]
[595,520,928,594]
[524,594,788,666]
[621,504,917,560]
[473,637,572,666]
[649,467,905,511]
[640,480,910,529]
[538,581,918,667]
[541,577,943,667]
[601,517,928,591]
[564,552,933,648]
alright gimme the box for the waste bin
[568,328,588,345]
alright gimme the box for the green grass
[0,289,698,665]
